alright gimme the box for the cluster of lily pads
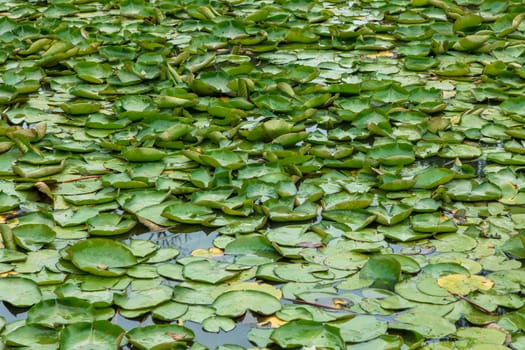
[0,0,524,348]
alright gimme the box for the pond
[0,0,524,349]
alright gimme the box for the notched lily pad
[74,61,113,84]
[183,259,240,284]
[270,320,344,349]
[368,142,415,165]
[67,238,138,276]
[60,321,125,350]
[12,223,56,251]
[213,290,281,317]
[87,213,136,236]
[411,213,457,233]
[127,324,195,349]
[27,297,97,327]
[162,203,216,225]
[0,277,41,307]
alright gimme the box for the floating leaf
[87,213,137,236]
[60,321,125,350]
[114,285,172,310]
[213,290,281,317]
[0,192,19,212]
[127,324,195,349]
[68,238,138,276]
[12,223,56,251]
[359,256,402,290]
[330,315,388,342]
[414,167,455,189]
[368,142,415,165]
[74,61,112,84]
[202,316,236,333]
[3,324,58,347]
[411,213,457,233]
[183,259,239,284]
[0,277,41,307]
[27,297,96,327]
[162,203,216,225]
[270,320,345,349]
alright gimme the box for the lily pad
[359,256,402,290]
[270,320,345,349]
[213,290,281,317]
[183,259,240,284]
[87,213,137,236]
[3,324,58,347]
[411,213,457,233]
[12,223,56,251]
[162,203,216,225]
[0,277,41,307]
[127,324,195,349]
[368,142,415,165]
[27,297,97,327]
[114,285,173,310]
[331,315,388,342]
[68,238,138,276]
[60,321,125,350]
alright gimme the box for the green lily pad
[213,290,281,317]
[251,93,294,112]
[127,324,195,350]
[199,150,248,170]
[202,316,236,333]
[438,144,481,158]
[121,147,166,162]
[99,45,136,61]
[0,84,18,104]
[60,321,125,350]
[0,277,41,307]
[0,192,19,212]
[60,100,101,115]
[501,96,525,116]
[359,255,402,290]
[114,285,173,310]
[183,259,240,284]
[270,320,345,349]
[405,56,439,71]
[152,301,188,321]
[414,167,455,189]
[3,324,58,347]
[446,180,502,201]
[391,309,456,338]
[368,203,413,226]
[12,223,56,251]
[162,203,216,224]
[87,213,137,236]
[86,113,131,129]
[114,95,158,120]
[324,192,373,210]
[68,238,138,276]
[55,283,114,307]
[322,210,376,231]
[74,61,112,84]
[369,142,415,165]
[330,315,388,342]
[27,297,97,327]
[411,213,457,233]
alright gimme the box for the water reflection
[0,303,27,323]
